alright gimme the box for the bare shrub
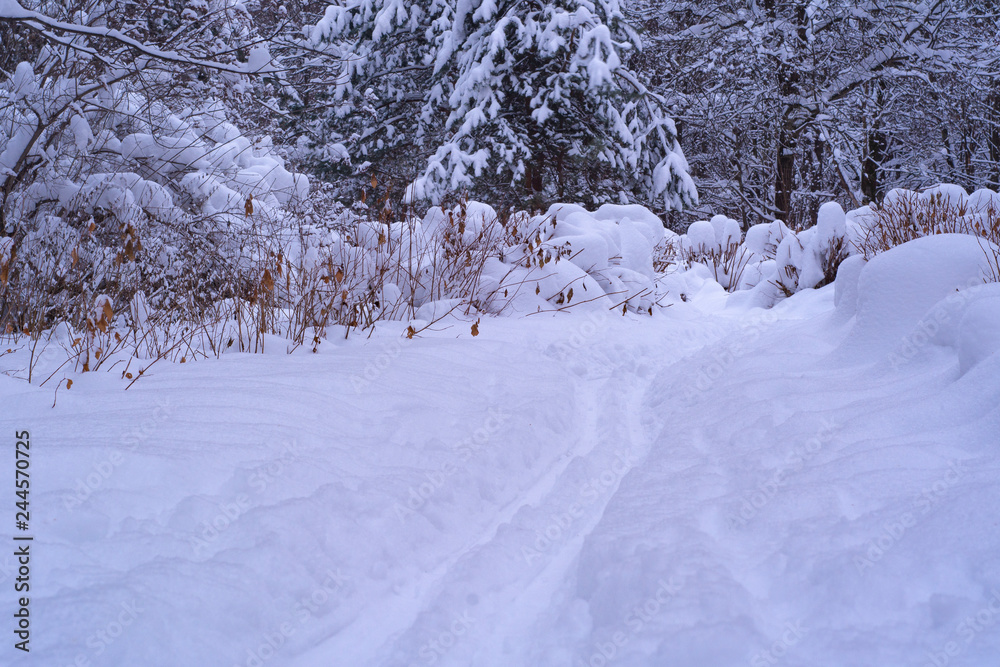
[683,237,751,292]
[857,190,1000,259]
[653,235,681,273]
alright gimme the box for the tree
[0,0,304,331]
[631,0,975,228]
[304,0,697,212]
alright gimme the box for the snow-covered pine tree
[306,0,697,213]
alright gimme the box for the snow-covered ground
[3,235,1000,666]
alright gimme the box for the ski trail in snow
[469,367,655,667]
[395,327,733,667]
[291,377,607,667]
[367,365,651,667]
[291,362,621,666]
[292,318,721,666]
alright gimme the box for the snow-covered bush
[675,203,853,304]
[0,0,301,342]
[678,214,752,290]
[771,202,853,297]
[667,185,1000,308]
[488,202,670,315]
[852,185,1000,260]
[276,198,670,347]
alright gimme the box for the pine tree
[306,0,697,212]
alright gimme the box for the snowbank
[836,234,998,362]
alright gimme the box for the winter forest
[3,1,1000,666]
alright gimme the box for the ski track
[4,284,1000,666]
[297,316,717,666]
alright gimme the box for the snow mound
[838,234,997,361]
[473,201,667,315]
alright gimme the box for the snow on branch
[0,0,279,75]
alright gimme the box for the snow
[4,241,1000,666]
[842,234,997,361]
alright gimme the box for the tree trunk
[776,130,795,225]
[989,87,1000,190]
[861,80,888,205]
[524,151,544,209]
[772,1,808,227]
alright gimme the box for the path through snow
[2,259,999,667]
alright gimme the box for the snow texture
[4,229,1000,666]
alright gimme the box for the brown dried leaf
[567,288,573,302]
[335,268,344,283]
[261,268,275,293]
[471,319,480,337]
[102,301,114,323]
[245,194,254,217]
[71,246,79,267]
[65,379,73,389]
[406,325,416,339]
